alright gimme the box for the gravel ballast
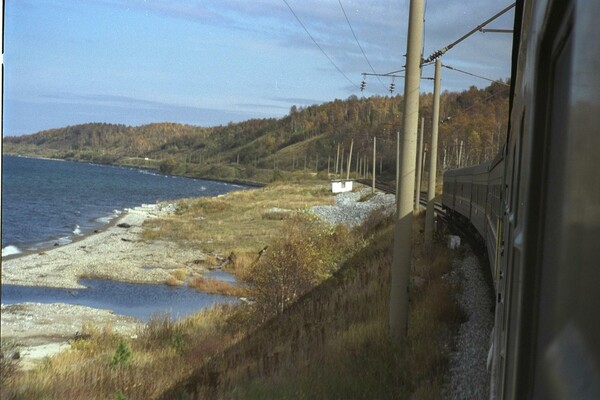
[311,188,396,227]
[445,248,494,399]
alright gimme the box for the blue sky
[3,0,515,136]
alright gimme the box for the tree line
[3,80,509,182]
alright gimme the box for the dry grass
[141,181,334,259]
[172,268,187,281]
[227,213,463,399]
[188,276,246,297]
[165,275,183,287]
[1,306,244,400]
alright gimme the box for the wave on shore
[2,245,22,258]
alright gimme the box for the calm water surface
[1,272,238,322]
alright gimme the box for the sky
[2,0,515,136]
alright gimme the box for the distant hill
[3,81,509,183]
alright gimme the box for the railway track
[356,179,482,254]
[356,179,446,218]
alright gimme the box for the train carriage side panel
[486,152,505,286]
[442,171,456,213]
[470,161,493,240]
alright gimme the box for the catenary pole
[372,136,376,193]
[346,139,354,181]
[335,144,340,175]
[389,0,424,343]
[425,59,441,251]
[415,117,424,213]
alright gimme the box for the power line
[442,64,510,86]
[337,0,388,92]
[423,3,516,64]
[282,0,359,90]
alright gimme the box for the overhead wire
[442,64,510,86]
[282,0,360,90]
[337,0,388,92]
[422,2,516,64]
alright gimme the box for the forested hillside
[3,81,509,183]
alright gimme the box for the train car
[490,0,600,398]
[442,161,490,229]
[442,1,600,398]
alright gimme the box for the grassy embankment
[145,179,335,294]
[1,181,464,399]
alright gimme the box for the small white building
[331,179,353,193]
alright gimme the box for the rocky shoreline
[1,203,211,289]
[1,202,213,369]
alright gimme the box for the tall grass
[217,214,463,399]
[0,306,243,400]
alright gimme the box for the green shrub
[114,389,129,400]
[159,158,178,174]
[271,169,284,182]
[110,340,132,368]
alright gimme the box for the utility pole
[390,0,424,343]
[372,136,376,193]
[415,117,425,213]
[335,143,340,175]
[425,59,441,251]
[346,139,354,181]
[396,129,401,192]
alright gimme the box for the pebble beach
[1,202,212,368]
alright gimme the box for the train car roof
[443,160,493,178]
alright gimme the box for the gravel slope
[311,188,396,227]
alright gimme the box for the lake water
[2,155,242,256]
[1,155,246,320]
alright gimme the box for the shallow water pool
[1,271,238,322]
